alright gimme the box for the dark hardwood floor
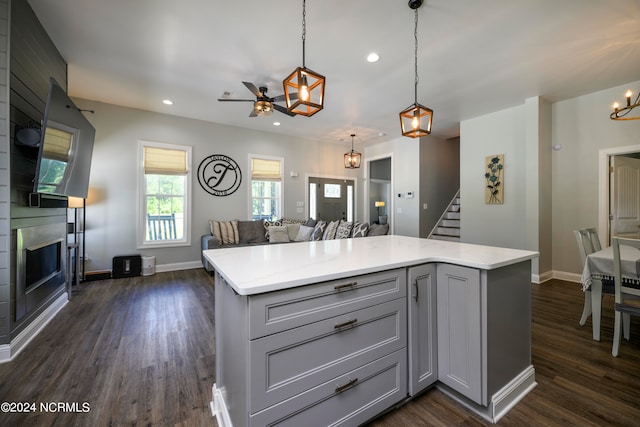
[0,269,216,426]
[0,271,639,426]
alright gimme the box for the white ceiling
[27,0,640,147]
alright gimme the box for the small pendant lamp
[399,0,433,138]
[283,0,325,117]
[344,134,362,169]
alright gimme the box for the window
[138,141,192,248]
[250,156,283,221]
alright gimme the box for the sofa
[201,218,389,272]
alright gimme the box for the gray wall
[73,99,363,272]
[364,133,457,238]
[551,80,640,278]
[419,136,460,238]
[0,0,9,346]
[5,0,67,343]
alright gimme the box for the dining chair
[574,228,605,325]
[611,237,640,357]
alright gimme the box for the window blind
[251,158,281,181]
[42,127,72,162]
[144,146,187,175]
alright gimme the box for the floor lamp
[68,196,86,282]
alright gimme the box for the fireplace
[16,223,67,321]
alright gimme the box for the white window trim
[248,154,284,220]
[137,140,192,249]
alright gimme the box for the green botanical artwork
[485,155,504,204]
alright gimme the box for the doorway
[598,145,640,245]
[365,154,393,233]
[306,175,356,222]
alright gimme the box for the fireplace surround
[16,222,67,322]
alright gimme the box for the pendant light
[399,0,433,138]
[344,134,362,169]
[283,0,325,117]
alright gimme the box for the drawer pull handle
[413,280,419,301]
[334,281,357,291]
[335,377,358,393]
[334,318,358,329]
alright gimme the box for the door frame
[304,173,357,222]
[598,144,640,246]
[364,152,394,234]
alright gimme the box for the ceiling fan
[218,81,297,117]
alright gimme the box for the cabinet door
[437,264,483,404]
[408,264,437,395]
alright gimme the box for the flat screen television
[32,77,95,199]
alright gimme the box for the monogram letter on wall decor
[197,154,242,196]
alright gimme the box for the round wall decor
[197,154,242,196]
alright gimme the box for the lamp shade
[375,201,385,208]
[400,103,433,138]
[67,196,85,208]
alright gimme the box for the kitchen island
[204,235,538,426]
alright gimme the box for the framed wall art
[485,154,504,204]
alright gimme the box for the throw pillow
[368,223,389,236]
[304,218,318,228]
[310,220,326,241]
[281,217,306,225]
[335,221,354,239]
[237,220,268,244]
[268,225,290,243]
[294,225,314,241]
[263,219,283,240]
[285,223,301,241]
[352,222,370,238]
[323,220,341,240]
[209,220,239,245]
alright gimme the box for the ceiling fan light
[400,103,433,138]
[255,100,274,116]
[283,66,325,117]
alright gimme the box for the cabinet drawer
[249,269,406,339]
[250,349,407,427]
[250,298,407,413]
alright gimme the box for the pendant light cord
[414,8,419,104]
[302,0,306,68]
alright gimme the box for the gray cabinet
[407,264,437,396]
[436,262,533,410]
[436,263,483,404]
[215,269,408,427]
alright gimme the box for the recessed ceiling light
[367,53,380,63]
[378,132,387,137]
[162,99,173,105]
[273,122,281,126]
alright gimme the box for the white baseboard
[550,270,581,283]
[211,383,232,427]
[437,365,536,424]
[156,260,202,273]
[0,292,68,364]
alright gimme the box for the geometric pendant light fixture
[610,89,640,121]
[344,134,362,169]
[399,0,433,138]
[283,0,326,117]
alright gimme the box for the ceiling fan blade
[218,98,255,102]
[243,81,262,98]
[249,109,258,117]
[271,93,298,102]
[274,104,295,117]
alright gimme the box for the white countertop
[203,235,538,295]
